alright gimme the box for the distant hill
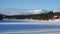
[1,11,60,20]
[3,11,53,20]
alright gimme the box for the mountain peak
[0,9,46,15]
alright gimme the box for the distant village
[0,11,60,20]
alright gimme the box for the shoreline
[0,19,60,25]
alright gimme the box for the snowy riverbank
[0,19,60,25]
[0,19,60,34]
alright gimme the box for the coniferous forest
[0,11,60,20]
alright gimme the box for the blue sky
[0,0,60,10]
[0,0,60,15]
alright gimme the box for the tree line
[0,11,60,20]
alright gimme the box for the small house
[53,15,60,19]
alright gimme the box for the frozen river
[0,19,60,34]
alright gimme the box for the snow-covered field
[0,19,60,25]
[0,28,60,34]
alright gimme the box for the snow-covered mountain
[25,9,46,15]
[0,9,46,15]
